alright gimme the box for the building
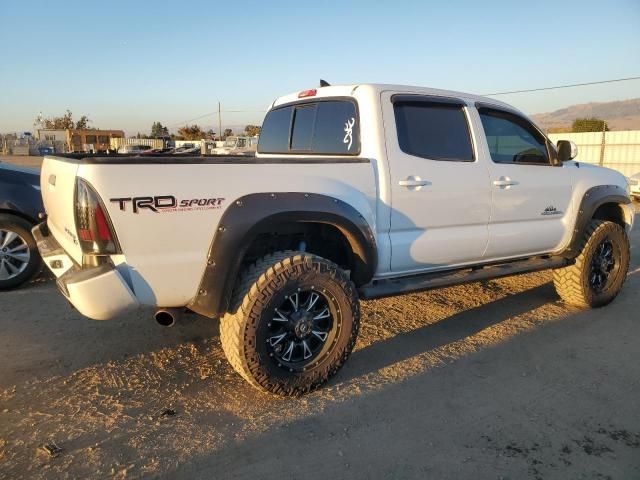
[36,128,125,153]
[68,129,124,153]
[37,129,67,143]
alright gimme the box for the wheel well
[0,209,37,225]
[592,202,626,227]
[242,222,362,284]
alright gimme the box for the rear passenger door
[383,93,491,273]
[475,105,574,258]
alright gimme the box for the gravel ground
[0,155,638,479]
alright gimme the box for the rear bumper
[33,222,138,320]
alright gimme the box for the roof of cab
[271,83,515,111]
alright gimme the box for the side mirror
[557,140,578,162]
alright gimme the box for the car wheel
[220,251,360,396]
[553,220,630,308]
[0,214,42,290]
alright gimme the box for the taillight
[298,89,317,98]
[74,178,120,255]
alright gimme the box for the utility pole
[599,121,606,166]
[218,102,222,141]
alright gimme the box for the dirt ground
[0,155,45,169]
[0,155,639,479]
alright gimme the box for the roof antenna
[319,79,331,87]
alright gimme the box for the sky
[0,0,639,135]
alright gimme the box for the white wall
[548,130,640,177]
[110,138,164,150]
[175,140,203,149]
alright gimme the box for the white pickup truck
[35,83,634,396]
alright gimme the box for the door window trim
[391,94,476,162]
[475,102,560,167]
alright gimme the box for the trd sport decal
[110,196,225,213]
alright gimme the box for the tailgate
[40,156,83,264]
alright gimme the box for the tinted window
[314,101,359,154]
[258,106,292,153]
[394,102,474,161]
[291,105,316,150]
[258,100,359,155]
[479,109,549,165]
[85,135,97,144]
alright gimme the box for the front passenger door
[477,106,574,259]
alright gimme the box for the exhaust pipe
[154,308,178,327]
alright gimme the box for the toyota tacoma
[34,83,635,395]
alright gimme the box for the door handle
[492,177,518,188]
[399,176,430,188]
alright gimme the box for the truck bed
[48,153,371,165]
[40,154,378,309]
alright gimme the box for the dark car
[140,147,175,155]
[0,162,44,289]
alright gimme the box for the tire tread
[553,220,629,308]
[220,251,359,395]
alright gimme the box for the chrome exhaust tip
[154,309,176,327]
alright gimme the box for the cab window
[258,100,359,155]
[393,99,474,161]
[478,108,550,165]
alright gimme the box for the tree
[36,110,94,130]
[571,117,609,133]
[75,115,92,130]
[37,109,74,130]
[177,124,205,140]
[223,128,233,139]
[205,129,216,140]
[151,121,170,138]
[244,125,261,136]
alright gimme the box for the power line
[167,112,215,127]
[167,75,640,128]
[483,76,640,96]
[168,109,267,128]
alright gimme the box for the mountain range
[531,98,640,131]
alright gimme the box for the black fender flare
[188,192,377,318]
[561,184,631,258]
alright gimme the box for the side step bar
[359,256,571,300]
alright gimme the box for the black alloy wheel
[265,289,338,369]
[588,239,619,293]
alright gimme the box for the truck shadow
[343,281,557,382]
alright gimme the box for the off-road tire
[220,251,359,396]
[0,214,41,290]
[553,220,629,308]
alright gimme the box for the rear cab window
[258,99,359,155]
[392,95,475,162]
